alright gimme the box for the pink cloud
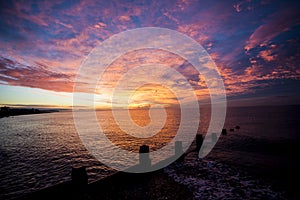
[0,57,75,92]
[233,2,242,13]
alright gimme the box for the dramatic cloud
[0,0,299,106]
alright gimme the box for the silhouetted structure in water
[196,134,204,152]
[221,128,227,135]
[175,141,185,162]
[139,145,151,168]
[72,166,88,187]
[235,125,240,130]
[212,133,218,143]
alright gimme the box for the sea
[0,105,299,199]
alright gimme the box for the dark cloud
[0,56,74,92]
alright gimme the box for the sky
[0,0,299,108]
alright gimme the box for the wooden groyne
[18,141,197,200]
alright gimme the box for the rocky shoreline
[165,153,285,199]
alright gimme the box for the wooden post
[72,166,88,187]
[222,128,227,135]
[139,145,151,168]
[175,141,185,162]
[211,133,217,143]
[175,141,183,156]
[196,134,204,152]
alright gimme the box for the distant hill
[0,107,59,118]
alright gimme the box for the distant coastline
[0,106,59,118]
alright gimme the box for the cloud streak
[0,57,74,92]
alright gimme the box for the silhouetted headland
[0,106,59,118]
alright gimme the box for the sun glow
[128,84,179,109]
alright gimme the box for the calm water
[0,105,299,199]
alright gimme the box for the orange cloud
[119,15,131,22]
[259,49,275,62]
